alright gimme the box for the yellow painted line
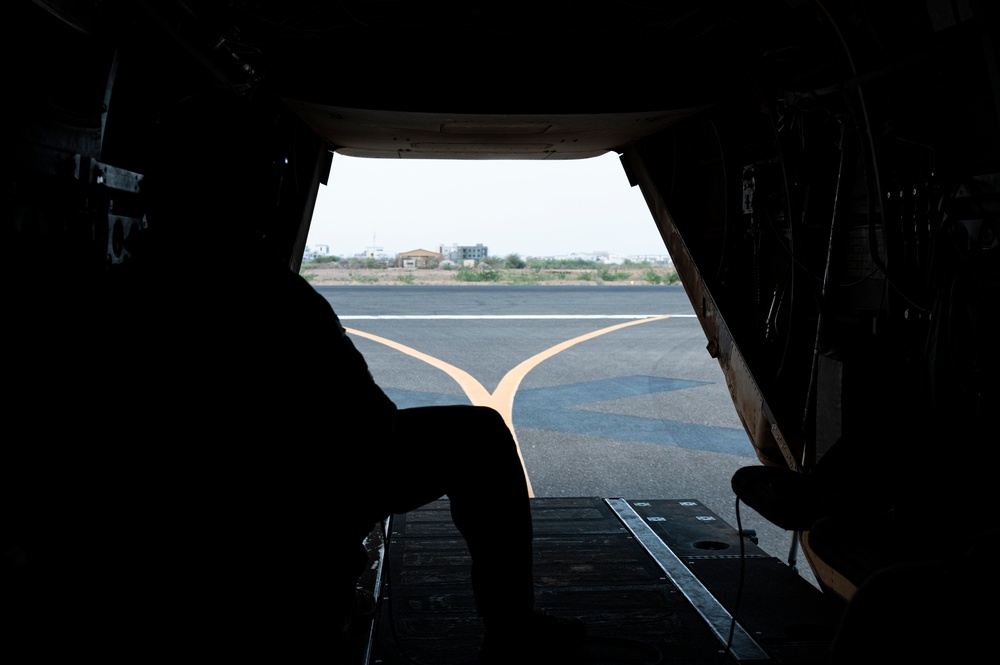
[346,314,673,497]
[490,316,673,428]
[348,329,494,406]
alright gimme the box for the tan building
[397,248,444,268]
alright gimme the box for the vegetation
[303,255,392,269]
[504,253,526,269]
[348,272,380,284]
[524,257,600,270]
[309,254,342,264]
[300,253,679,285]
[454,267,501,282]
[505,269,569,284]
[644,268,680,285]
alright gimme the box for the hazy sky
[306,152,668,259]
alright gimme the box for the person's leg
[376,405,534,619]
[377,405,587,662]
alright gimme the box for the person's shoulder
[245,244,343,318]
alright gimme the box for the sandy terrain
[299,265,676,287]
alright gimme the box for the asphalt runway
[314,284,817,588]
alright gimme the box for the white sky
[306,152,669,259]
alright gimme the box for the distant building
[397,248,444,268]
[438,243,488,263]
[302,244,330,262]
[631,254,673,266]
[526,251,673,265]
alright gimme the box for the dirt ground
[299,264,675,286]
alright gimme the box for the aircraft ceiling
[43,0,798,160]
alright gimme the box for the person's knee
[463,405,507,430]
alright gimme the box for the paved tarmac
[314,284,817,588]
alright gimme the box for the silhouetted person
[2,88,584,663]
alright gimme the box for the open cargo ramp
[349,498,843,664]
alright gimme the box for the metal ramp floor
[348,497,844,665]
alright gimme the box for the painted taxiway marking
[346,314,673,497]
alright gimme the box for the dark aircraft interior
[4,1,999,662]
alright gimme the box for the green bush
[349,272,379,284]
[527,257,600,270]
[597,268,630,282]
[505,253,526,269]
[505,270,550,284]
[641,269,681,284]
[454,268,501,282]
